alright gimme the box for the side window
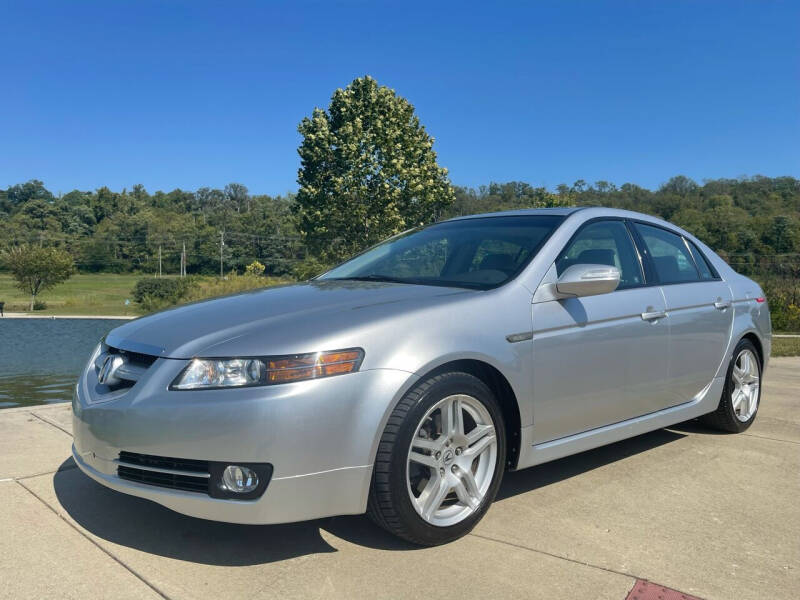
[555,220,643,289]
[635,223,700,284]
[688,241,717,280]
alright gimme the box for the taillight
[755,297,766,303]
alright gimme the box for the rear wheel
[700,338,761,433]
[368,371,506,546]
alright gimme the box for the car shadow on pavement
[52,462,342,565]
[52,428,687,564]
[667,419,729,436]
[496,427,686,501]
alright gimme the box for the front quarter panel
[361,283,536,426]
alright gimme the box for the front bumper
[72,352,415,524]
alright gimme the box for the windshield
[318,215,564,290]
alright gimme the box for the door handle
[714,300,731,310]
[641,310,667,321]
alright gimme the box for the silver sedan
[72,207,771,545]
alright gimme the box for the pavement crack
[14,463,78,481]
[740,432,800,445]
[29,410,73,437]
[468,531,639,582]
[15,479,172,600]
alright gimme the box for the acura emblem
[98,355,125,386]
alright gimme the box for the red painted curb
[625,579,702,600]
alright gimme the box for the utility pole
[219,231,225,278]
[158,245,162,278]
[181,242,186,277]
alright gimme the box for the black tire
[368,371,506,546]
[700,338,762,433]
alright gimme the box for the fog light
[221,465,259,493]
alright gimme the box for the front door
[531,219,671,444]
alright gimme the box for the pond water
[0,318,128,409]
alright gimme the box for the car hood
[105,280,472,359]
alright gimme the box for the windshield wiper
[328,274,413,284]
[326,275,486,290]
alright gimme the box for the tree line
[0,180,300,277]
[1,175,798,277]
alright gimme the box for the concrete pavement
[1,358,798,599]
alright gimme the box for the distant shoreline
[1,313,135,320]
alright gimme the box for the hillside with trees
[2,175,799,329]
[1,175,798,277]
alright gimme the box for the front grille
[117,451,210,494]
[119,451,208,473]
[118,465,209,493]
[95,346,159,392]
[108,346,158,369]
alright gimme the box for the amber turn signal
[267,349,364,383]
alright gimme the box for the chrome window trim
[628,219,726,287]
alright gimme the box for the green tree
[763,215,798,253]
[660,175,699,196]
[244,260,265,276]
[2,246,76,310]
[294,76,455,262]
[5,180,54,207]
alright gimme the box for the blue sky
[1,1,798,196]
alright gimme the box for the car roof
[442,206,698,242]
[445,206,682,227]
[444,207,585,221]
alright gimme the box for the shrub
[292,257,330,281]
[758,277,800,332]
[132,278,191,309]
[244,261,265,276]
[182,273,284,303]
[32,300,47,310]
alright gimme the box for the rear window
[688,242,718,280]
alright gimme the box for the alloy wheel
[405,394,498,527]
[731,348,760,422]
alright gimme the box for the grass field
[773,336,800,357]
[0,273,288,317]
[0,273,144,316]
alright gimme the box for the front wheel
[368,371,506,546]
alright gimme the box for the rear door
[531,219,671,443]
[632,222,734,406]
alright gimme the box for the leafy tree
[660,175,699,196]
[446,181,567,217]
[225,183,250,213]
[295,76,455,262]
[244,260,265,276]
[2,246,75,310]
[6,180,53,207]
[763,215,798,253]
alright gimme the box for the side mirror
[556,264,620,298]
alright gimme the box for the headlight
[169,348,364,390]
